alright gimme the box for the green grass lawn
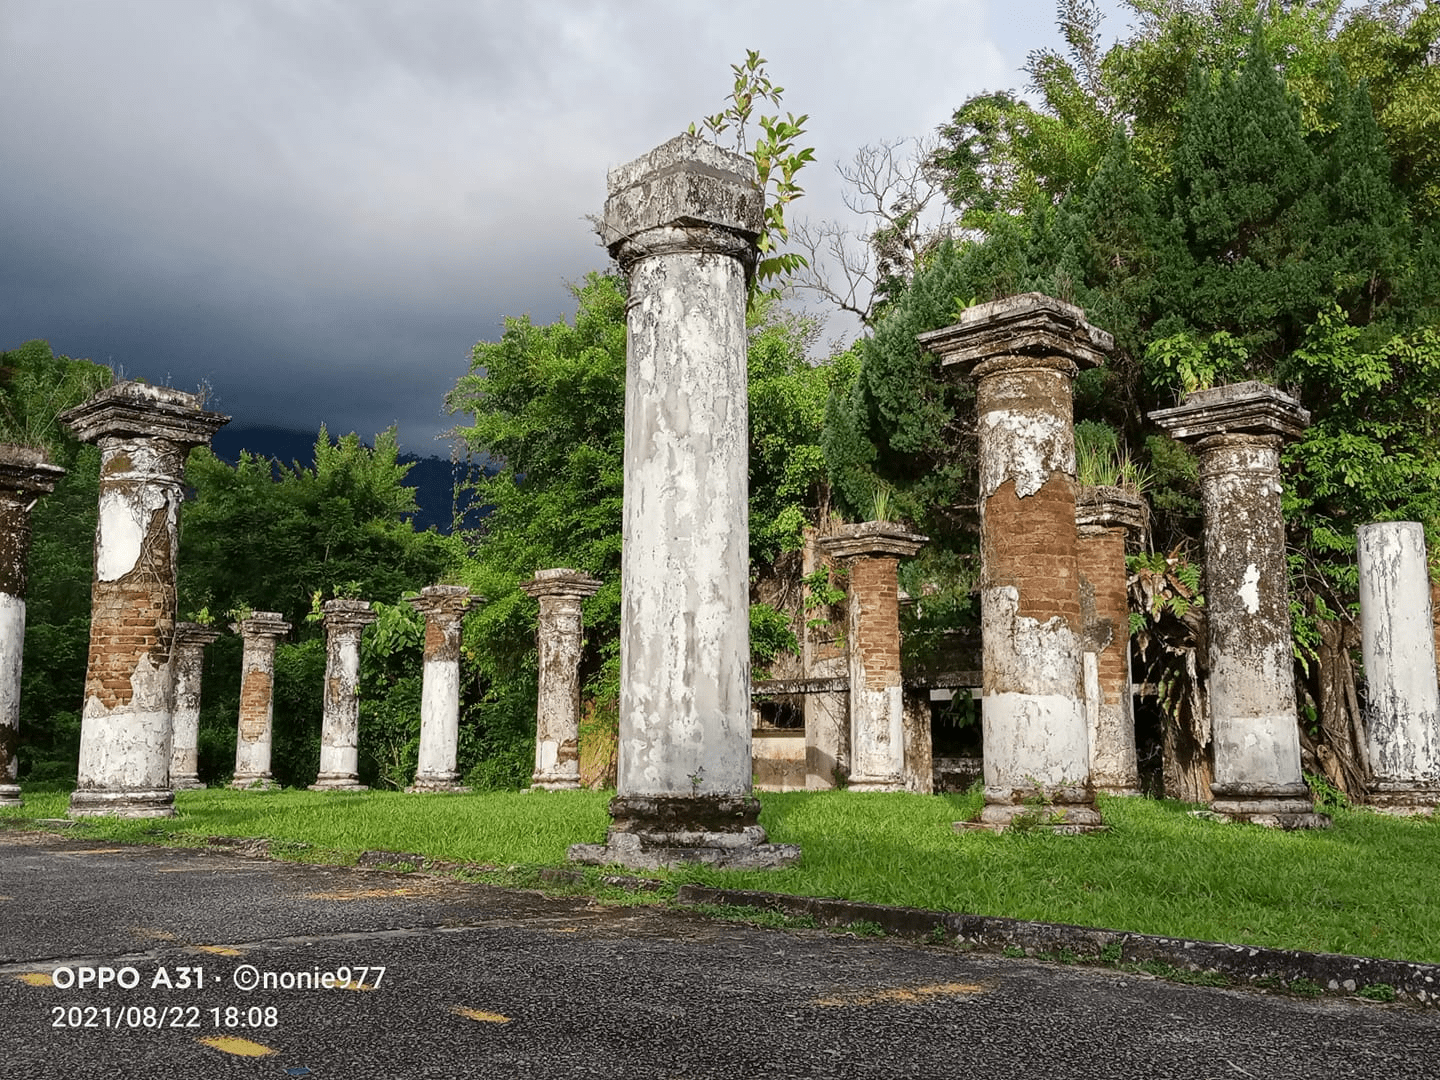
[6,784,1438,964]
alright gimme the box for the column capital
[59,381,230,449]
[322,598,378,634]
[231,612,291,639]
[600,133,763,272]
[917,293,1112,379]
[407,584,479,623]
[520,568,603,602]
[1076,485,1149,536]
[1149,381,1309,444]
[174,621,222,649]
[0,445,66,501]
[817,521,929,561]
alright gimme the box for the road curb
[675,884,1439,1007]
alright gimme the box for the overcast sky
[0,0,1130,454]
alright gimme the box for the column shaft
[522,570,601,791]
[407,585,475,793]
[312,600,377,791]
[1357,522,1440,811]
[62,382,228,817]
[170,622,220,790]
[0,448,66,807]
[230,613,290,790]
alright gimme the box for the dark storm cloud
[0,0,1094,452]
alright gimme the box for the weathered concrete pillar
[1151,381,1327,828]
[570,133,797,869]
[229,613,290,790]
[919,294,1108,830]
[818,523,928,792]
[801,527,848,789]
[1076,485,1147,796]
[407,585,476,793]
[1357,522,1440,812]
[521,569,601,791]
[61,382,228,818]
[169,622,220,790]
[310,599,378,792]
[0,447,66,808]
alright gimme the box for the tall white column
[569,133,798,869]
[407,585,476,793]
[522,570,601,791]
[62,382,228,818]
[229,612,290,791]
[1151,382,1328,828]
[0,446,66,808]
[1357,522,1440,812]
[170,621,220,790]
[311,599,377,792]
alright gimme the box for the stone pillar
[310,599,378,792]
[521,569,601,791]
[169,622,220,790]
[61,382,228,818]
[1076,485,1148,796]
[407,585,476,793]
[818,523,928,792]
[0,447,66,808]
[1357,522,1440,812]
[229,613,290,790]
[919,294,1108,830]
[570,133,797,869]
[801,527,848,789]
[1150,381,1327,827]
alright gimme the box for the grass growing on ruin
[7,784,1440,963]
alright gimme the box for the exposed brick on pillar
[818,522,927,793]
[62,382,228,819]
[0,446,67,808]
[229,612,290,791]
[1151,381,1328,828]
[521,569,601,791]
[569,133,797,870]
[801,526,848,789]
[311,599,378,792]
[170,622,221,790]
[920,294,1108,831]
[407,585,477,793]
[1076,485,1148,796]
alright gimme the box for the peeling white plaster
[76,652,174,791]
[415,658,462,780]
[1238,564,1261,615]
[979,409,1071,499]
[0,594,25,743]
[981,691,1091,789]
[95,486,170,582]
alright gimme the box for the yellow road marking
[811,982,987,1007]
[336,980,375,992]
[193,945,243,957]
[552,927,579,933]
[303,884,439,901]
[0,895,12,901]
[132,928,179,940]
[62,848,125,855]
[453,1007,510,1024]
[198,1036,277,1057]
[16,973,53,987]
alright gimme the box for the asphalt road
[1,830,1435,1078]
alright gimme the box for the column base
[0,784,23,808]
[1365,782,1440,816]
[568,794,801,870]
[956,783,1105,834]
[309,775,369,792]
[171,776,207,791]
[406,775,471,793]
[528,779,583,792]
[1210,783,1330,829]
[1092,784,1143,797]
[68,788,176,818]
[229,776,279,792]
[845,774,906,793]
